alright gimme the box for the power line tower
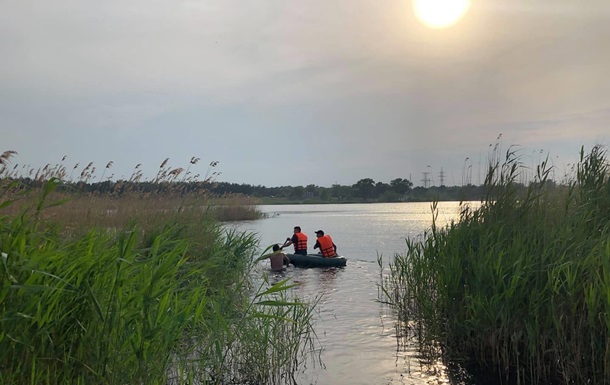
[421,171,430,188]
[439,167,446,186]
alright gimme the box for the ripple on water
[237,203,471,384]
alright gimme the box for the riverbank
[258,190,483,205]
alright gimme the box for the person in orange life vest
[281,226,308,255]
[256,244,290,271]
[313,230,338,258]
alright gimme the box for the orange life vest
[318,235,337,257]
[294,232,308,253]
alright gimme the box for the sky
[2,0,609,187]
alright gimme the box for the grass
[3,189,262,238]
[380,144,610,384]
[0,152,319,385]
[0,152,263,233]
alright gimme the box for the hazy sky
[2,0,609,187]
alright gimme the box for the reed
[1,180,316,383]
[380,144,610,384]
[204,193,262,222]
[0,153,263,239]
[0,189,262,239]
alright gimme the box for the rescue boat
[287,253,347,268]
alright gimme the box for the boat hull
[287,253,347,268]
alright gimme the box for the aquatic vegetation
[381,145,610,384]
[0,173,317,384]
[0,153,262,236]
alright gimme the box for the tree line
[209,178,487,202]
[10,176,489,203]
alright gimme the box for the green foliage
[352,178,376,200]
[381,145,610,384]
[0,180,318,385]
[390,178,413,195]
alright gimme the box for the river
[230,201,477,385]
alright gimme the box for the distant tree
[320,188,331,201]
[353,178,376,200]
[374,181,389,199]
[331,184,351,200]
[390,178,413,195]
[380,190,401,202]
[305,184,318,194]
[289,185,305,199]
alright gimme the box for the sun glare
[412,0,471,29]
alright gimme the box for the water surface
[231,202,476,385]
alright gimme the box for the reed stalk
[380,144,610,384]
[0,176,317,384]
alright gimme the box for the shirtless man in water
[256,244,290,271]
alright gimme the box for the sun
[412,0,471,29]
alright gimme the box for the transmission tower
[421,171,430,188]
[439,167,446,186]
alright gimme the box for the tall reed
[0,178,317,384]
[0,152,263,230]
[380,145,610,384]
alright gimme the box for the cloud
[1,0,609,187]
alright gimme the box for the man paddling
[281,226,308,255]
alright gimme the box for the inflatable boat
[287,253,347,268]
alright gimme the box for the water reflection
[233,202,476,385]
[318,267,338,290]
[267,268,289,286]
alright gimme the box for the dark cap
[314,230,324,235]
